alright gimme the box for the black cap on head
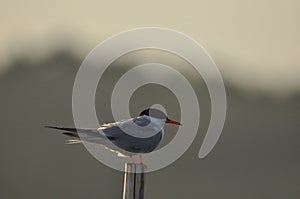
[139,108,167,119]
[139,108,182,126]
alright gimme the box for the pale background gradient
[1,0,299,94]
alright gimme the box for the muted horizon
[1,0,300,95]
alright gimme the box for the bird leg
[139,155,143,165]
[129,155,135,164]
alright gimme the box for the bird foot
[129,155,135,164]
[139,155,143,165]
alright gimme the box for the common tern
[46,108,181,164]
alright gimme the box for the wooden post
[122,163,146,199]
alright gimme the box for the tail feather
[45,126,99,134]
[46,125,119,150]
[62,132,79,138]
[45,126,78,132]
[65,139,82,144]
[45,125,106,139]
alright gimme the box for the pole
[122,163,145,199]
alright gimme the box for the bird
[46,108,181,164]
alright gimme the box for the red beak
[166,118,182,126]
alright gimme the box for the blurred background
[0,0,299,198]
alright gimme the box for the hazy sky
[0,0,299,95]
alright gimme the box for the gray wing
[100,116,151,138]
[45,116,152,141]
